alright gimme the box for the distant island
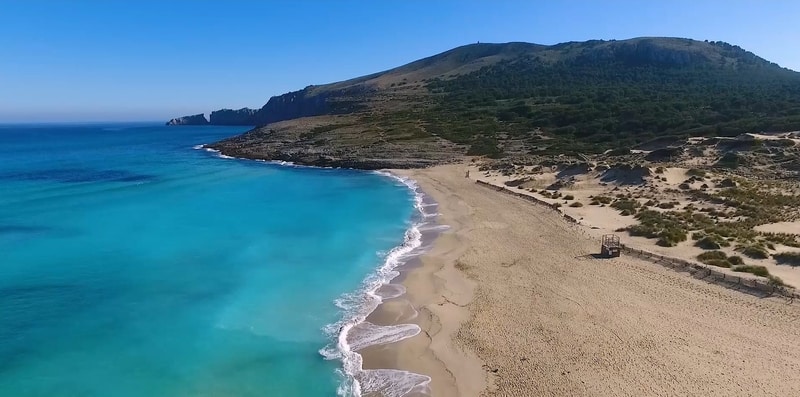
[169,37,800,169]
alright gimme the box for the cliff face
[209,108,258,125]
[166,114,209,125]
[252,88,330,125]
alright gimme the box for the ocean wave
[191,144,240,160]
[346,322,420,352]
[359,369,431,397]
[320,171,438,397]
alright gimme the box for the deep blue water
[0,123,415,396]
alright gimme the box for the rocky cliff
[165,114,209,126]
[209,108,258,125]
[252,88,330,125]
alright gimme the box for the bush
[694,234,730,250]
[657,228,687,247]
[695,236,721,250]
[763,233,800,248]
[727,255,745,266]
[732,265,770,277]
[773,252,800,267]
[687,168,707,177]
[628,224,660,238]
[658,202,677,209]
[563,194,574,200]
[593,196,613,204]
[706,259,732,268]
[737,245,770,259]
[611,199,640,214]
[767,275,785,286]
[569,202,583,208]
[698,250,727,262]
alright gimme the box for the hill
[195,37,800,168]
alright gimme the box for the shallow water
[0,123,416,396]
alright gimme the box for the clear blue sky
[1,0,798,122]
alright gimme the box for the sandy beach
[366,164,800,397]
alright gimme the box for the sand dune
[380,164,800,397]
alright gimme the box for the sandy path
[393,164,800,397]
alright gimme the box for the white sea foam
[375,283,406,300]
[346,322,420,352]
[191,143,240,160]
[359,369,431,397]
[319,171,440,397]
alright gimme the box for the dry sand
[473,165,800,288]
[370,164,800,397]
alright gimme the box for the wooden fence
[474,179,799,301]
[475,180,580,224]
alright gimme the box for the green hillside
[209,38,800,167]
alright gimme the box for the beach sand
[367,164,800,396]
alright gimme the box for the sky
[1,0,799,122]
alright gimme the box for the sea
[0,123,434,397]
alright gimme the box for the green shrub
[563,194,574,200]
[737,245,770,259]
[773,252,800,267]
[612,199,640,214]
[657,228,687,247]
[767,275,785,286]
[762,233,800,248]
[727,256,745,266]
[569,201,583,208]
[698,250,727,262]
[687,168,707,177]
[695,236,721,250]
[658,202,677,209]
[706,259,732,268]
[593,196,613,204]
[732,265,770,277]
[694,234,730,250]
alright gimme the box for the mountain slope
[203,37,800,168]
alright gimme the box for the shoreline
[193,144,448,396]
[372,164,800,397]
[356,167,485,397]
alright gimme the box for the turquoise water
[0,123,416,396]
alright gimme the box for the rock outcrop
[209,108,258,125]
[166,114,209,126]
[253,88,330,125]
